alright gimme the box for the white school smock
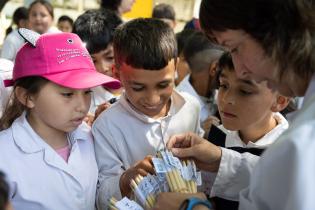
[0,113,98,210]
[89,86,116,114]
[92,90,203,210]
[1,29,25,61]
[202,112,288,201]
[176,74,217,123]
[239,74,315,210]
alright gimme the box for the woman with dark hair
[153,0,315,209]
[100,0,135,17]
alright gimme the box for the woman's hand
[167,132,222,172]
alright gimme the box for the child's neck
[239,115,277,145]
[27,115,68,150]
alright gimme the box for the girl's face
[28,3,53,34]
[26,82,91,136]
[217,68,277,131]
[118,0,136,15]
[211,29,304,97]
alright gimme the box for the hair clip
[18,28,40,47]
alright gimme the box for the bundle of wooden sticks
[109,150,201,210]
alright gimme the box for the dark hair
[113,18,177,70]
[183,31,223,73]
[152,3,176,21]
[29,0,54,19]
[5,6,28,36]
[0,77,49,131]
[199,0,315,81]
[176,29,197,56]
[215,52,234,87]
[58,15,73,25]
[0,171,9,210]
[100,0,121,12]
[73,9,122,54]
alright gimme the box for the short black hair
[114,18,177,70]
[58,15,73,25]
[176,29,197,56]
[183,31,223,73]
[73,9,122,54]
[100,0,121,12]
[152,3,176,21]
[216,52,234,87]
[0,171,9,210]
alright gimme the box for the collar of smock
[221,112,288,148]
[12,112,90,153]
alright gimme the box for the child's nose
[223,90,236,105]
[146,92,160,105]
[75,95,89,113]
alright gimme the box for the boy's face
[91,44,114,77]
[57,20,73,33]
[217,68,277,131]
[116,59,176,119]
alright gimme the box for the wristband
[179,197,213,210]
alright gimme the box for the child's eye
[61,92,74,97]
[85,90,93,95]
[230,47,238,54]
[219,84,228,90]
[240,90,252,95]
[132,86,144,91]
[158,83,170,89]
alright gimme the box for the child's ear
[209,61,218,77]
[15,87,35,108]
[271,95,291,112]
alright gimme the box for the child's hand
[83,113,95,127]
[119,155,155,197]
[94,102,111,121]
[202,116,220,138]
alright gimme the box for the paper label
[138,178,154,197]
[196,171,202,186]
[152,158,167,173]
[115,197,144,210]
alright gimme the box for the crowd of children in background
[0,0,303,210]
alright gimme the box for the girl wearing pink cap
[0,29,120,210]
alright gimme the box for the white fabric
[201,113,288,201]
[239,74,315,210]
[0,58,13,116]
[176,74,217,123]
[92,90,203,210]
[0,113,98,210]
[1,29,25,61]
[89,86,116,114]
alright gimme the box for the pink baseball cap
[4,28,121,90]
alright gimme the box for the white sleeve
[239,125,315,210]
[210,148,259,201]
[92,117,124,210]
[1,38,16,61]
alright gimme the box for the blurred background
[0,0,200,45]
